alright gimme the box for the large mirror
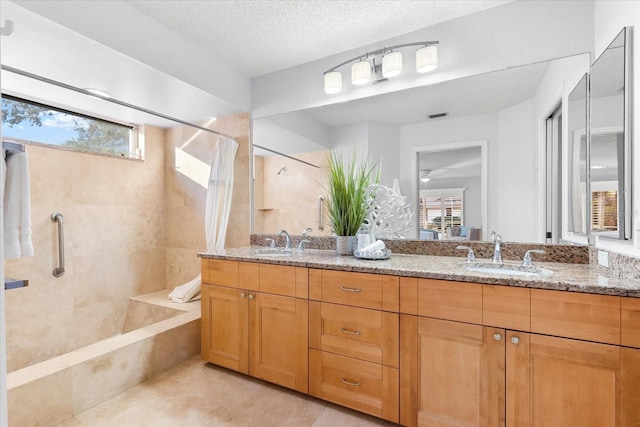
[252,54,591,243]
[566,73,588,238]
[589,27,631,241]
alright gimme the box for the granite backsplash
[250,234,589,264]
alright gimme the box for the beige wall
[5,112,251,372]
[255,150,330,236]
[5,125,166,371]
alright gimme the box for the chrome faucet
[265,238,276,249]
[278,229,292,252]
[457,245,476,263]
[302,227,313,238]
[298,239,311,253]
[491,231,503,264]
[522,249,544,267]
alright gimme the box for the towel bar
[51,212,65,277]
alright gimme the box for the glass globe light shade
[324,71,342,94]
[351,60,372,85]
[416,45,438,73]
[382,52,403,78]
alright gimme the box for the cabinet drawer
[309,269,399,311]
[417,279,482,324]
[309,302,399,367]
[483,285,530,331]
[531,289,620,345]
[309,349,399,423]
[258,264,308,298]
[621,297,640,348]
[204,259,238,287]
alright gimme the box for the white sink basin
[251,248,293,257]
[462,262,553,277]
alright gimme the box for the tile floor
[57,355,398,427]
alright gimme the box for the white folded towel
[3,150,34,259]
[169,274,202,303]
[360,239,385,253]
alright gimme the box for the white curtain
[169,135,238,303]
[205,136,239,253]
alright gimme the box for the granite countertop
[200,247,640,298]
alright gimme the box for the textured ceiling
[125,0,514,77]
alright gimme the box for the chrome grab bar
[51,213,65,277]
[318,195,325,231]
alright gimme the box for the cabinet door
[400,315,505,427]
[509,332,621,427]
[201,284,249,374]
[250,292,309,393]
[621,347,640,426]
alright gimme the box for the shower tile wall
[255,150,330,236]
[4,125,167,372]
[5,113,251,373]
[164,112,251,288]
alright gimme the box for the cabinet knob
[493,333,502,341]
[511,336,520,345]
[240,292,246,298]
[248,294,255,300]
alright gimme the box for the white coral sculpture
[362,183,413,241]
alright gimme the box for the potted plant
[325,151,380,255]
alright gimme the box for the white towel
[169,274,202,303]
[360,239,385,253]
[3,150,34,259]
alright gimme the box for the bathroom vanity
[199,249,640,426]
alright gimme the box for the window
[591,190,618,231]
[1,95,139,159]
[419,188,464,238]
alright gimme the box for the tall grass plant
[326,151,380,236]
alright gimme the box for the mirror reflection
[417,144,484,241]
[589,27,629,240]
[567,74,588,236]
[252,54,591,243]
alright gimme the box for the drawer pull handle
[340,328,361,336]
[339,286,361,293]
[341,378,361,387]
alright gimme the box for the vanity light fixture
[382,51,403,78]
[323,41,439,94]
[351,60,372,85]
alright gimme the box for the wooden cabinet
[400,278,640,427]
[518,333,621,427]
[250,291,308,392]
[401,317,633,427]
[201,258,640,427]
[201,284,249,374]
[309,269,400,423]
[400,316,504,427]
[201,260,308,393]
